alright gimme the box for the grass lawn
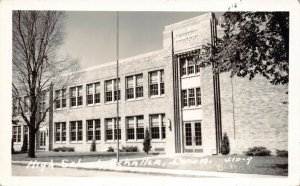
[119,155,288,176]
[12,152,288,176]
[12,151,156,163]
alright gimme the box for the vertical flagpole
[116,11,120,163]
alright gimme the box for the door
[184,121,203,153]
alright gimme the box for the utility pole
[116,11,120,163]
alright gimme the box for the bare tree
[12,11,80,158]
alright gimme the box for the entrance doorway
[183,121,203,153]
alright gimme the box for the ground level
[12,152,288,176]
[12,165,180,177]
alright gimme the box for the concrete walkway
[12,156,286,178]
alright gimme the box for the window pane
[160,70,164,82]
[196,88,201,105]
[126,88,134,99]
[150,84,158,96]
[126,76,134,88]
[95,83,100,93]
[106,92,112,102]
[150,115,159,126]
[188,89,195,106]
[182,90,188,107]
[95,93,100,103]
[136,87,143,98]
[70,87,76,97]
[136,74,143,86]
[87,84,93,95]
[127,117,134,128]
[78,86,83,96]
[106,81,112,91]
[150,71,158,84]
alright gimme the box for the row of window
[182,87,202,107]
[55,70,165,109]
[55,114,166,143]
[181,57,201,76]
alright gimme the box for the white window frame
[70,121,83,142]
[13,126,21,143]
[86,82,101,105]
[149,70,164,97]
[54,122,66,143]
[54,89,67,110]
[126,74,143,100]
[105,79,120,103]
[105,117,121,141]
[86,119,101,141]
[182,87,202,108]
[70,86,83,108]
[149,114,166,141]
[126,115,144,141]
[181,57,201,77]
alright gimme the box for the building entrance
[183,121,203,153]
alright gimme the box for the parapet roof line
[79,49,164,73]
[164,12,213,32]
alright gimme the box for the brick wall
[219,72,288,154]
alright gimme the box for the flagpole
[116,11,120,163]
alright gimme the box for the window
[39,131,46,147]
[24,96,30,113]
[13,126,21,143]
[126,76,134,99]
[182,87,201,107]
[188,89,195,106]
[55,122,66,142]
[126,116,144,140]
[188,60,195,74]
[149,70,164,96]
[162,115,166,139]
[182,90,188,107]
[136,116,144,140]
[105,79,120,102]
[126,74,143,100]
[150,114,166,140]
[86,82,100,105]
[126,117,135,140]
[150,115,159,139]
[181,57,201,76]
[55,89,66,109]
[105,118,121,141]
[70,86,83,107]
[196,87,201,105]
[70,121,82,142]
[86,119,101,141]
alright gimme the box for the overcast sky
[59,11,223,69]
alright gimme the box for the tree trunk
[28,128,36,158]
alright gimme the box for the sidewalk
[12,155,286,178]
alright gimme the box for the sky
[59,11,224,69]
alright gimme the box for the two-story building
[12,12,288,155]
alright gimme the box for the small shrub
[244,146,271,156]
[122,146,139,152]
[220,133,230,155]
[276,149,288,157]
[52,147,74,152]
[107,146,114,152]
[90,139,96,152]
[143,128,152,154]
[21,135,28,152]
[53,147,60,152]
